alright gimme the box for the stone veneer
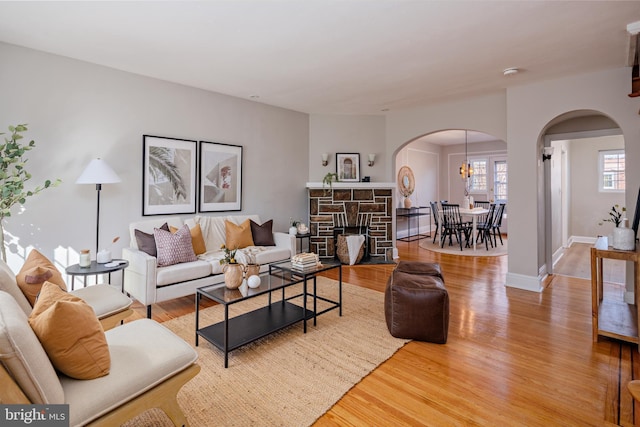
[308,186,394,259]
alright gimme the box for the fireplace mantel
[306,182,396,189]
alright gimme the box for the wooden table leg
[591,247,599,343]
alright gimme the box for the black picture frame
[336,153,361,182]
[198,141,243,212]
[142,135,197,216]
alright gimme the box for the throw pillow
[16,249,67,306]
[225,219,255,249]
[169,223,207,255]
[28,282,111,380]
[250,219,276,246]
[135,222,169,257]
[154,224,198,267]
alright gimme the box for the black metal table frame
[295,232,312,253]
[269,260,343,326]
[396,206,431,242]
[65,259,129,291]
[195,261,341,368]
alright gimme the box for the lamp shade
[76,158,121,184]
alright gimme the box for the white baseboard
[569,235,598,245]
[505,272,544,292]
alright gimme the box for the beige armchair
[0,291,200,426]
[0,259,132,330]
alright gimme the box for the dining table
[459,207,490,250]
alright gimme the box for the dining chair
[475,203,496,250]
[430,201,442,244]
[440,203,472,250]
[491,203,506,246]
[474,200,490,209]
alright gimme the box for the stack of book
[291,253,320,271]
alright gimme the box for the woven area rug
[419,235,507,256]
[124,278,408,427]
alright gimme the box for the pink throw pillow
[154,224,197,267]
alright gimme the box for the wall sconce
[321,153,329,167]
[368,154,376,167]
[542,146,554,161]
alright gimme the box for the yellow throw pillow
[29,282,111,380]
[170,223,207,255]
[225,219,255,249]
[17,249,67,306]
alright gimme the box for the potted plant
[289,218,300,235]
[602,205,635,250]
[322,172,339,192]
[0,124,61,262]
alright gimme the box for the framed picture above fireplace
[336,153,360,182]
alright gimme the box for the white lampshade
[76,158,121,184]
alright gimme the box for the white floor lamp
[76,158,121,255]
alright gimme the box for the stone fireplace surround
[306,182,395,261]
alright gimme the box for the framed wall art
[336,153,360,182]
[198,141,242,212]
[142,135,197,216]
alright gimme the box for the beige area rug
[124,278,408,427]
[419,234,507,256]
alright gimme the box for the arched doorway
[394,129,506,239]
[541,111,624,279]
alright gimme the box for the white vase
[612,226,636,250]
[289,226,298,235]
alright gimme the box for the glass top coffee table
[196,261,341,368]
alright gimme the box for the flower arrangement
[290,217,300,227]
[602,204,626,227]
[219,244,238,265]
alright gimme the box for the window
[599,150,625,192]
[469,159,487,192]
[494,160,507,203]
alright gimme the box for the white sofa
[123,214,295,317]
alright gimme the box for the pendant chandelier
[459,130,473,179]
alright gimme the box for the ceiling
[0,1,638,122]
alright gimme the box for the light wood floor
[127,240,639,426]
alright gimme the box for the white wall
[0,42,309,273]
[308,114,386,182]
[379,68,638,291]
[395,141,440,209]
[508,67,638,290]
[395,142,440,238]
[570,135,625,239]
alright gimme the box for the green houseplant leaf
[0,124,61,261]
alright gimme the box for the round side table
[65,259,129,291]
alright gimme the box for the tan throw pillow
[225,219,255,249]
[170,223,207,255]
[29,282,111,380]
[17,249,67,306]
[154,225,198,267]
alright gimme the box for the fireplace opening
[333,226,369,264]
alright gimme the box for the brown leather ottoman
[384,261,449,343]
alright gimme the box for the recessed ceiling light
[503,68,519,76]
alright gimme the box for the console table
[590,236,640,346]
[396,206,430,242]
